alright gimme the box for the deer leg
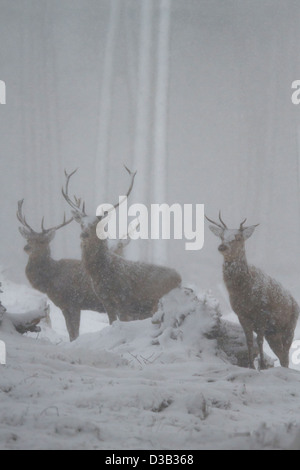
[240,320,255,369]
[256,333,267,370]
[246,334,255,369]
[278,331,294,368]
[279,353,290,369]
[151,301,159,316]
[107,311,117,324]
[265,333,289,368]
[62,308,81,342]
[281,330,295,368]
[102,302,118,324]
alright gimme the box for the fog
[1,0,300,304]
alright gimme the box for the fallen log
[0,281,50,334]
[0,302,50,334]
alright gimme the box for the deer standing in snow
[62,167,182,324]
[206,213,299,369]
[17,200,108,341]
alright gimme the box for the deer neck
[223,252,250,290]
[82,235,111,279]
[26,248,56,293]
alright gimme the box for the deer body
[81,222,181,323]
[25,251,103,315]
[207,214,299,369]
[17,201,105,341]
[62,168,182,324]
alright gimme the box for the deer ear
[45,230,56,242]
[71,211,82,223]
[209,225,224,238]
[242,225,258,240]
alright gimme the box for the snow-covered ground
[1,275,300,450]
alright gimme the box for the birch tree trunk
[130,0,153,261]
[151,0,171,265]
[94,0,122,204]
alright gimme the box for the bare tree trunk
[124,3,137,115]
[94,0,122,204]
[130,0,153,261]
[151,0,171,265]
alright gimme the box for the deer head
[206,212,259,262]
[61,166,137,244]
[17,199,73,256]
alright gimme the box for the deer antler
[41,213,73,233]
[239,218,260,231]
[218,211,228,229]
[17,199,73,235]
[62,166,136,219]
[62,169,87,217]
[239,218,247,230]
[205,211,227,230]
[205,215,223,229]
[105,166,137,215]
[17,200,35,233]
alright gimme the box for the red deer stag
[17,200,107,341]
[62,167,182,324]
[206,212,299,369]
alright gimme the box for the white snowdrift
[0,278,300,450]
[63,288,221,368]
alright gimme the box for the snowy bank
[0,280,299,450]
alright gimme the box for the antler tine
[62,169,86,216]
[239,218,247,230]
[73,195,86,214]
[219,211,228,229]
[107,166,137,214]
[48,212,74,232]
[62,169,77,206]
[204,214,224,229]
[41,212,74,233]
[17,199,72,235]
[17,199,35,233]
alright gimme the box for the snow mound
[1,277,300,450]
[64,288,224,369]
[0,269,109,341]
[151,288,221,356]
[0,269,46,314]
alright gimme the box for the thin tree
[130,0,154,261]
[94,0,122,204]
[152,0,172,265]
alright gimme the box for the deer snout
[80,232,90,239]
[218,244,228,252]
[24,244,31,253]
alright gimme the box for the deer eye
[235,234,243,241]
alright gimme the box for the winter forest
[1,0,300,451]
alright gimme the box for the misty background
[1,0,300,307]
